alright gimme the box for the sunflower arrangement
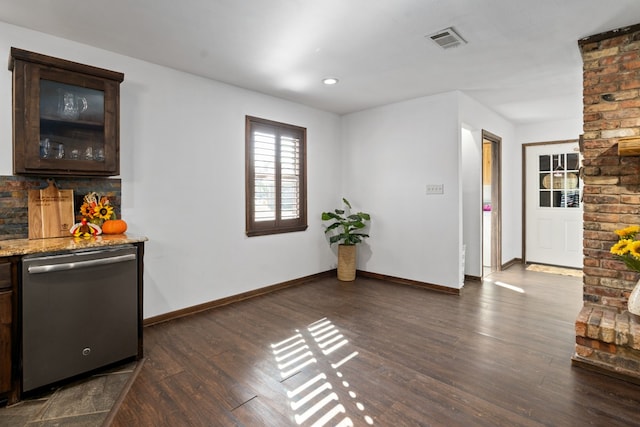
[78,191,115,226]
[610,225,640,272]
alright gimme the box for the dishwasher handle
[27,253,137,275]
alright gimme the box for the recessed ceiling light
[322,77,339,85]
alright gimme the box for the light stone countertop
[0,234,148,257]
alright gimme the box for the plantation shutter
[253,128,277,221]
[280,134,301,220]
[246,116,307,236]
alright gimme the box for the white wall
[0,22,342,318]
[341,93,463,288]
[461,127,482,277]
[516,118,583,145]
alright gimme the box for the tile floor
[0,361,138,427]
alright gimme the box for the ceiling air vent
[428,27,466,49]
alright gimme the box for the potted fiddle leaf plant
[321,198,371,281]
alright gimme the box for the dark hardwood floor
[111,266,640,426]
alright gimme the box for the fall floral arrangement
[79,191,115,225]
[610,225,640,272]
[70,192,118,238]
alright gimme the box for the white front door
[525,142,583,268]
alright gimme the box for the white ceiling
[1,0,640,124]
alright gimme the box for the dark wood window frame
[245,116,308,237]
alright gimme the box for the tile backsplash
[0,176,121,240]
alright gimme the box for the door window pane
[540,191,551,207]
[538,153,581,209]
[566,153,579,170]
[539,155,550,172]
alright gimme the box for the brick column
[573,23,640,382]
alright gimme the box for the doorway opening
[482,130,502,276]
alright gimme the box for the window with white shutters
[246,116,307,236]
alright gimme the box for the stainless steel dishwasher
[21,244,138,392]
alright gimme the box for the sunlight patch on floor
[485,278,525,293]
[271,318,374,426]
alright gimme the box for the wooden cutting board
[28,181,75,239]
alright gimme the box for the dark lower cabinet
[0,290,10,394]
[0,259,14,402]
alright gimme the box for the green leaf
[347,220,365,229]
[329,234,344,244]
[325,222,341,232]
[357,234,368,241]
[620,254,640,272]
[342,198,352,209]
[322,212,341,221]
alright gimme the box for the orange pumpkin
[101,219,127,234]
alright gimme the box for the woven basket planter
[337,244,357,281]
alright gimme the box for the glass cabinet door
[39,80,107,164]
[10,47,123,177]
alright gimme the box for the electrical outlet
[426,184,444,195]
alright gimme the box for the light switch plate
[426,184,444,195]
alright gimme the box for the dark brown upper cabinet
[9,48,124,176]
